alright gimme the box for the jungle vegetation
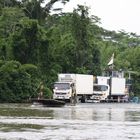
[0,0,140,102]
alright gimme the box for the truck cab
[91,84,110,102]
[53,82,75,102]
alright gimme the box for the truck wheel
[70,97,73,103]
[81,97,85,103]
[105,99,108,103]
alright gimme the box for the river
[0,103,140,140]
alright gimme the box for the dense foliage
[0,0,139,102]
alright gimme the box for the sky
[52,0,140,35]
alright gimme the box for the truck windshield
[54,83,70,90]
[93,85,108,91]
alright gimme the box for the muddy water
[0,103,140,140]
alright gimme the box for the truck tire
[81,96,85,103]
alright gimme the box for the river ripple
[0,103,140,140]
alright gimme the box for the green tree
[0,7,25,38]
[21,0,46,24]
[0,60,38,102]
[0,7,26,60]
[0,0,20,8]
[11,18,39,64]
[10,18,48,65]
[71,5,101,74]
[21,0,70,24]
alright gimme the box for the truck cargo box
[75,74,93,95]
[96,76,110,85]
[111,77,126,95]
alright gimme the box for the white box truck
[110,77,127,102]
[91,76,127,102]
[91,76,110,102]
[53,74,93,103]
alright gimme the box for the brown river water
[0,103,140,140]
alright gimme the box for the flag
[108,53,114,66]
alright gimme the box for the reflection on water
[0,103,140,140]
